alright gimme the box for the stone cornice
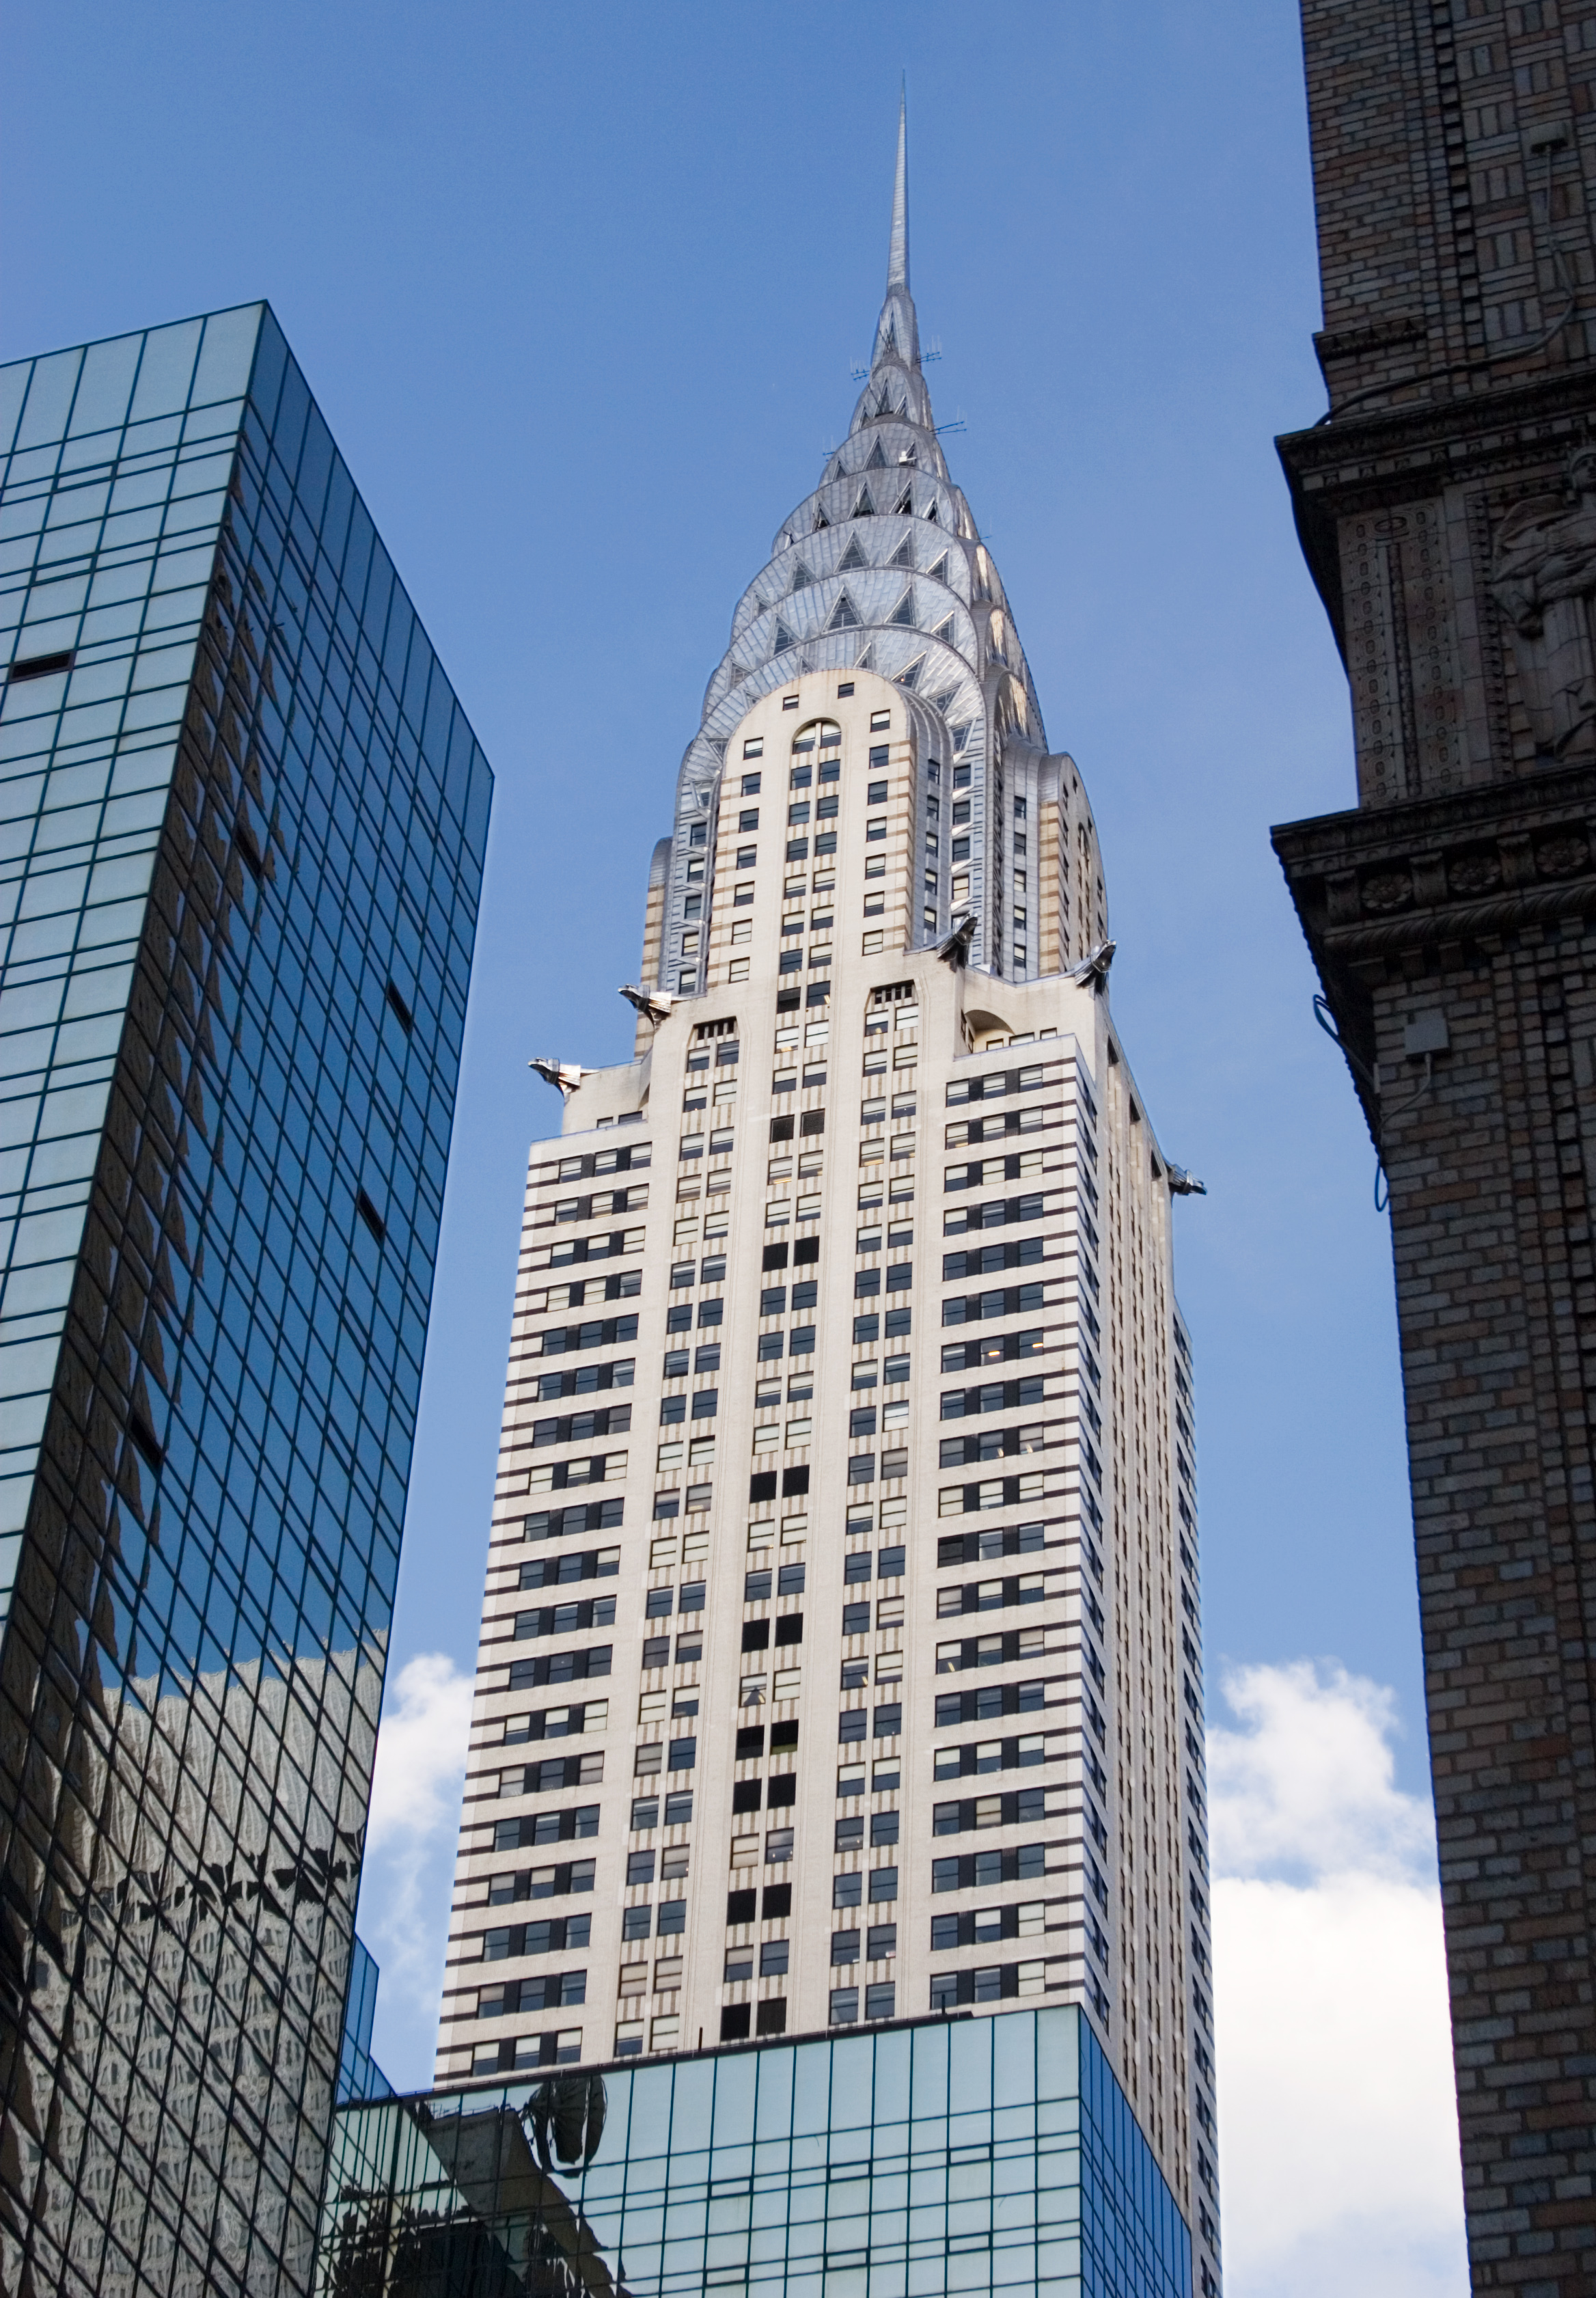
[1278,369,1596,497]
[1274,761,1596,963]
[1276,370,1596,654]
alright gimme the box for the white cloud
[355,1652,475,2090]
[365,1650,475,1852]
[1211,1660,1468,2298]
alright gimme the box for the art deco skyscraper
[438,110,1220,2297]
[0,306,491,2296]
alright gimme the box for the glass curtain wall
[0,306,491,2297]
[320,2006,1192,2298]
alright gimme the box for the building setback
[435,107,1220,2298]
[0,306,491,2296]
[1274,3,1596,2290]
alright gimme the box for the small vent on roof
[356,1190,387,1244]
[7,650,74,683]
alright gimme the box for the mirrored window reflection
[0,308,491,2297]
[320,2006,1194,2297]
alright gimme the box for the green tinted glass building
[0,306,491,2296]
[319,2008,1189,2297]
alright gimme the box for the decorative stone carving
[1491,447,1596,761]
[1446,847,1502,895]
[1534,832,1591,878]
[1360,866,1414,912]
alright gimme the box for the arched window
[791,720,840,756]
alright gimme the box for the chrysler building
[434,103,1221,2297]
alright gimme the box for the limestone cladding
[437,108,1217,2291]
[436,758,1206,2222]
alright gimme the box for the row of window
[477,1839,1076,1971]
[514,1129,1101,2028]
[475,1837,1062,1926]
[473,2031,581,2073]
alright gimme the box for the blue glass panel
[318,2010,1193,2298]
[0,305,491,2298]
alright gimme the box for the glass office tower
[0,306,491,2296]
[320,2009,1190,2298]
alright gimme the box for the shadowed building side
[1275,4,1596,2290]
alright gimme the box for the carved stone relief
[1490,447,1596,763]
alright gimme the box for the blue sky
[6,5,1442,2239]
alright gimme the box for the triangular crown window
[931,613,956,643]
[896,655,925,690]
[826,591,862,632]
[889,534,915,569]
[853,487,876,519]
[927,553,950,584]
[812,509,830,531]
[789,559,814,592]
[866,440,888,469]
[855,640,877,671]
[838,537,868,571]
[773,619,799,653]
[895,487,913,515]
[924,501,939,522]
[890,588,918,629]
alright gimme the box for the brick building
[1274,3,1596,2288]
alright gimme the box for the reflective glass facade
[340,1936,394,2109]
[0,307,491,2296]
[320,2007,1190,2297]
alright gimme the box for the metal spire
[888,87,909,293]
[871,87,920,375]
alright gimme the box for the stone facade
[438,105,1223,2298]
[1277,3,1596,2290]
